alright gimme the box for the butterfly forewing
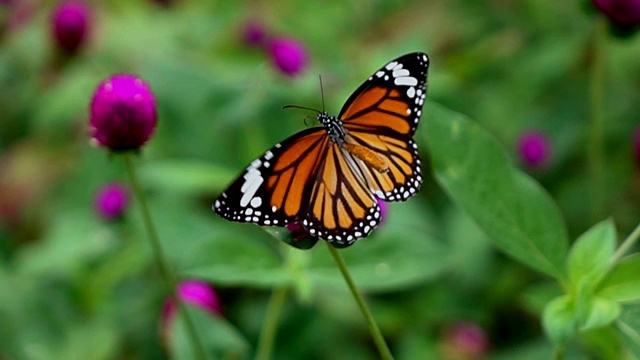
[213,127,326,227]
[339,52,428,202]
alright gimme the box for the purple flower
[267,37,308,77]
[94,183,129,220]
[162,280,222,326]
[592,0,640,29]
[284,221,319,249]
[517,130,551,168]
[243,20,267,47]
[442,322,491,359]
[377,198,388,226]
[51,1,90,54]
[89,75,158,152]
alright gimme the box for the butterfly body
[214,52,429,245]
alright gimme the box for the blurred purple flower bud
[94,183,129,220]
[592,0,640,29]
[89,75,158,152]
[162,280,222,327]
[51,1,90,54]
[243,20,267,47]
[517,130,551,168]
[377,198,388,226]
[443,321,491,359]
[267,37,308,76]
[285,221,319,249]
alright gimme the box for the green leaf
[542,295,577,345]
[581,297,621,330]
[599,254,640,302]
[139,160,237,196]
[307,200,450,293]
[182,231,291,289]
[171,307,250,360]
[423,102,569,280]
[616,304,640,358]
[568,219,616,293]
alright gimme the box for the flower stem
[552,345,566,360]
[588,16,607,222]
[255,286,288,360]
[325,242,394,360]
[610,222,640,265]
[123,153,209,360]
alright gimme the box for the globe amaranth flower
[284,221,319,249]
[592,0,640,31]
[441,321,491,359]
[517,130,551,168]
[94,183,129,220]
[162,280,222,327]
[89,75,158,151]
[51,1,90,54]
[267,37,308,77]
[243,19,267,47]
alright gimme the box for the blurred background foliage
[1,0,640,359]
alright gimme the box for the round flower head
[377,198,388,226]
[592,0,640,30]
[284,221,319,249]
[89,75,157,152]
[517,130,551,168]
[94,183,129,220]
[243,20,267,47]
[51,1,90,54]
[267,37,308,76]
[442,321,491,359]
[162,280,222,326]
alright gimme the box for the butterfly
[214,52,429,245]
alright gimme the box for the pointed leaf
[599,254,640,302]
[423,102,568,280]
[568,219,616,292]
[542,295,577,345]
[581,297,621,330]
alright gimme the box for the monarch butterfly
[214,52,429,245]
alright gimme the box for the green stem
[325,242,394,360]
[610,222,640,265]
[588,16,606,222]
[254,286,288,360]
[552,345,566,360]
[123,153,209,360]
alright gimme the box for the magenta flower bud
[94,183,129,220]
[89,75,158,152]
[162,280,222,327]
[243,20,267,47]
[442,322,491,359]
[377,198,388,226]
[517,130,551,168]
[267,37,308,76]
[284,221,319,249]
[592,0,640,29]
[51,1,90,54]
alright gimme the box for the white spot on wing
[250,197,262,208]
[394,76,418,86]
[240,168,263,207]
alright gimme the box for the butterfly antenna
[318,75,326,113]
[282,104,321,114]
